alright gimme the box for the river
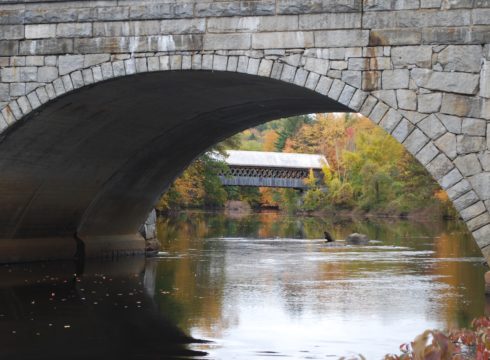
[0,211,487,359]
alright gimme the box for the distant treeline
[157,113,456,218]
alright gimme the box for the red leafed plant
[385,317,490,360]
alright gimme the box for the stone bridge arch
[0,0,489,262]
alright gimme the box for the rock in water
[345,233,369,244]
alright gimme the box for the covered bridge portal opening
[0,70,348,263]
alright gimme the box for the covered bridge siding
[218,150,329,189]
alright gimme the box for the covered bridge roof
[218,150,329,169]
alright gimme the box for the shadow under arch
[0,68,350,262]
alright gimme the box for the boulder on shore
[345,233,369,244]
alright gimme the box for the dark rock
[345,232,369,244]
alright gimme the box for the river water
[0,211,487,359]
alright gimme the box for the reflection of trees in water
[155,211,485,337]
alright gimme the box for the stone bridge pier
[0,0,489,263]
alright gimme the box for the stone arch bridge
[0,0,489,263]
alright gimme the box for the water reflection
[0,212,486,359]
[155,211,486,359]
[0,258,205,359]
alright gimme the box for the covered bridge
[218,150,328,190]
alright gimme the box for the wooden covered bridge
[217,150,329,190]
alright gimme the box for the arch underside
[0,71,348,261]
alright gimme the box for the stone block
[25,24,56,39]
[454,190,480,212]
[38,66,58,83]
[17,95,31,115]
[469,172,490,200]
[227,56,239,72]
[417,93,442,113]
[437,113,462,134]
[20,39,73,55]
[437,45,482,73]
[467,212,490,232]
[294,68,309,86]
[434,132,457,159]
[454,153,482,176]
[392,118,414,142]
[305,72,321,90]
[61,74,73,92]
[479,152,490,171]
[129,3,191,20]
[382,69,409,89]
[416,141,440,165]
[362,71,382,91]
[52,78,65,96]
[299,13,361,30]
[364,0,420,10]
[474,224,490,252]
[369,29,422,46]
[20,67,37,82]
[57,23,92,38]
[426,153,454,180]
[112,61,125,77]
[396,89,416,111]
[135,58,148,73]
[462,118,487,136]
[281,64,296,83]
[348,58,369,70]
[461,201,487,221]
[411,68,479,95]
[315,76,333,95]
[447,179,471,200]
[159,56,170,71]
[253,32,314,49]
[441,93,481,118]
[70,71,84,89]
[417,114,447,139]
[258,59,273,77]
[481,59,490,99]
[0,68,18,83]
[0,83,9,102]
[342,70,362,88]
[9,83,25,97]
[391,46,432,68]
[304,57,329,75]
[0,40,19,56]
[379,108,402,133]
[439,167,463,189]
[359,95,378,115]
[196,1,274,17]
[247,58,261,75]
[92,67,103,83]
[331,60,347,70]
[369,101,389,123]
[100,62,113,79]
[170,55,182,71]
[403,128,429,155]
[327,79,345,100]
[457,135,486,154]
[277,0,362,14]
[270,61,283,79]
[348,89,368,111]
[363,8,471,28]
[203,34,251,50]
[314,30,369,48]
[26,56,44,66]
[82,68,94,84]
[0,25,24,40]
[59,55,84,76]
